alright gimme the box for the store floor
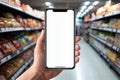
[51,38,120,80]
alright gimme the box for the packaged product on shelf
[115,58,120,68]
[106,36,115,44]
[4,0,15,6]
[96,7,106,17]
[27,19,34,27]
[19,50,33,61]
[0,18,6,27]
[14,0,21,7]
[21,4,27,11]
[26,5,33,13]
[0,57,24,78]
[91,13,96,19]
[107,3,120,14]
[115,34,120,47]
[25,32,38,42]
[104,1,114,14]
[101,21,109,28]
[0,39,12,55]
[4,0,21,8]
[6,38,21,49]
[0,75,7,80]
[15,15,25,27]
[8,40,16,52]
[15,34,30,47]
[104,1,114,8]
[106,50,120,62]
[2,13,20,27]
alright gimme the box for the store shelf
[89,33,120,53]
[0,0,43,21]
[89,42,120,75]
[9,57,33,80]
[91,27,117,33]
[0,27,42,33]
[89,11,120,21]
[0,42,36,65]
[25,27,43,31]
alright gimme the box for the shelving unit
[89,11,120,22]
[0,27,42,33]
[90,27,117,33]
[82,3,120,74]
[89,42,120,75]
[9,57,33,80]
[0,0,43,79]
[0,42,36,65]
[0,0,43,21]
[89,33,120,53]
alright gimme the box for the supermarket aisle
[51,38,120,80]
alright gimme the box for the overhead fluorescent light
[80,9,84,13]
[93,1,99,5]
[84,1,90,5]
[45,2,51,6]
[49,6,54,8]
[76,12,81,17]
[88,5,94,10]
[81,5,87,10]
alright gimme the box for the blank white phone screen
[46,10,74,68]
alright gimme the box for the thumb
[33,30,45,69]
[35,30,45,51]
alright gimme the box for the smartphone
[46,9,75,69]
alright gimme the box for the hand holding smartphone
[46,9,75,69]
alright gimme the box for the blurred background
[0,0,120,80]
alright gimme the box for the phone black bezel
[45,9,75,69]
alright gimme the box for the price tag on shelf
[18,67,23,74]
[112,29,117,32]
[114,11,120,15]
[104,55,107,59]
[11,28,15,31]
[16,50,20,54]
[23,45,29,50]
[26,28,31,30]
[105,13,113,17]
[103,28,112,32]
[19,48,23,52]
[14,73,17,78]
[99,27,102,30]
[1,57,7,64]
[107,42,112,47]
[10,76,15,80]
[7,55,11,60]
[1,28,5,32]
[117,29,120,33]
[6,28,9,31]
[117,48,120,52]
[112,46,117,50]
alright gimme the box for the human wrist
[30,65,47,79]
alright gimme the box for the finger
[75,51,80,57]
[75,44,80,51]
[76,36,81,42]
[75,57,79,63]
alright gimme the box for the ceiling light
[93,1,99,5]
[84,1,90,5]
[88,5,94,10]
[81,5,87,10]
[49,6,54,8]
[76,12,81,17]
[45,2,51,6]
